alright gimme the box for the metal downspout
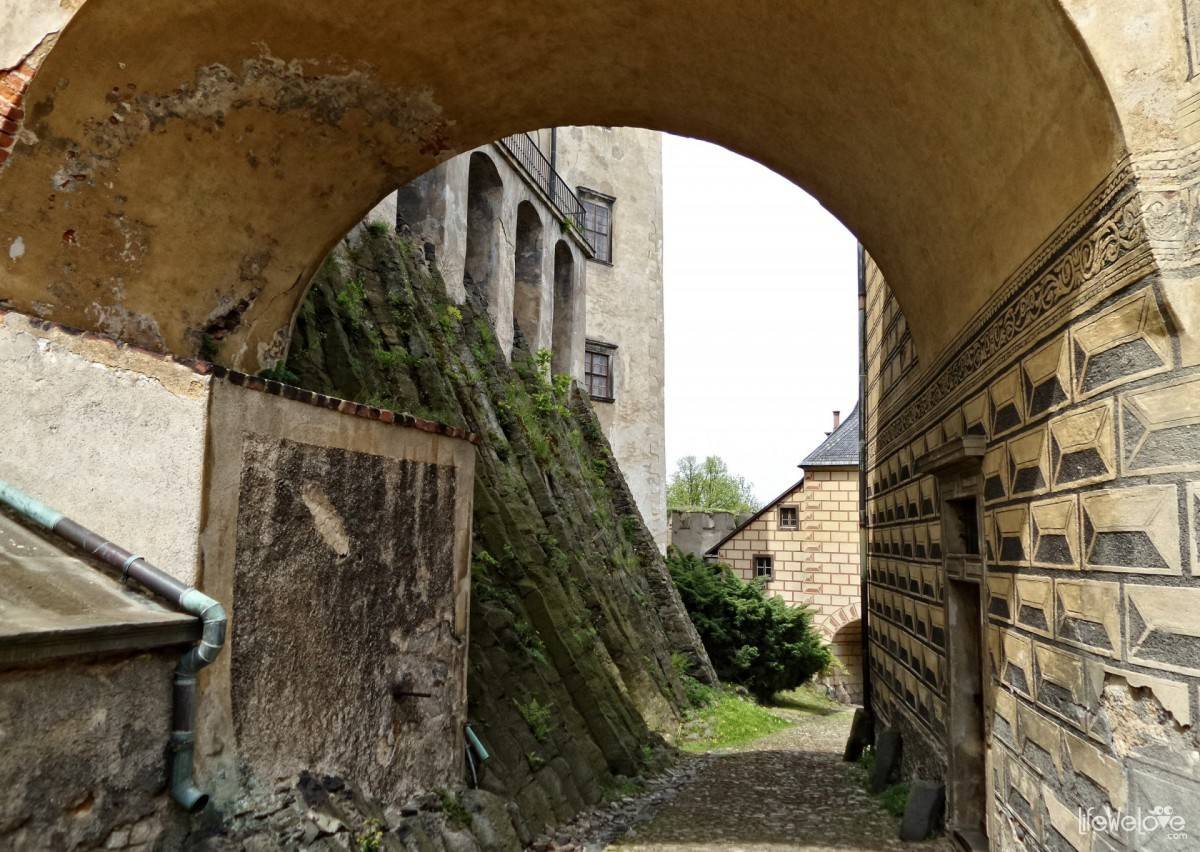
[0,479,226,813]
[856,242,873,717]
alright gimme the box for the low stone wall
[0,652,185,851]
[667,510,745,559]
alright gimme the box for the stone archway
[463,152,505,316]
[827,618,864,705]
[512,201,544,348]
[0,0,1131,372]
[819,602,862,642]
[550,240,576,376]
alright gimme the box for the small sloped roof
[0,510,197,665]
[799,404,860,468]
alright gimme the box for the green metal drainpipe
[0,479,226,813]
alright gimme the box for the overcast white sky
[662,134,859,506]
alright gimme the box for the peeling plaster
[24,46,453,361]
[300,481,351,558]
[8,237,25,260]
[56,47,450,196]
[1098,675,1199,772]
[84,298,165,352]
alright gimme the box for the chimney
[832,410,841,430]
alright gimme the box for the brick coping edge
[2,309,481,446]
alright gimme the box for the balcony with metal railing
[496,132,596,255]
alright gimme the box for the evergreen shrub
[667,547,832,701]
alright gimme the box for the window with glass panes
[754,554,774,579]
[579,191,613,263]
[585,347,613,400]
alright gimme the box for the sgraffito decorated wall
[862,153,1200,845]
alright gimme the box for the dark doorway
[946,576,988,849]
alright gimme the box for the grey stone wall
[667,510,746,558]
[280,230,714,842]
[0,653,185,851]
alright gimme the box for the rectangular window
[778,506,798,530]
[579,189,614,263]
[754,554,774,580]
[585,340,616,401]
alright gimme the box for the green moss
[772,684,841,716]
[600,777,644,802]
[879,782,910,818]
[853,747,910,819]
[199,333,219,362]
[516,696,554,742]
[353,819,385,852]
[514,618,549,667]
[335,276,368,328]
[438,789,470,829]
[258,363,299,384]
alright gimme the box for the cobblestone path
[607,706,953,852]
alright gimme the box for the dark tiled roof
[800,404,860,468]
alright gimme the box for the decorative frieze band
[876,171,1150,454]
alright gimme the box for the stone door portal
[916,436,990,850]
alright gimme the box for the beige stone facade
[863,230,1200,845]
[713,416,863,702]
[556,127,669,551]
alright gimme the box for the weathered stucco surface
[197,375,475,806]
[230,434,465,800]
[0,652,183,851]
[0,0,1124,370]
[556,127,668,551]
[0,311,210,583]
[667,510,745,559]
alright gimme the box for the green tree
[666,455,759,514]
[666,548,831,701]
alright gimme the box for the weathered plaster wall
[0,652,184,851]
[0,304,478,834]
[0,0,1125,381]
[197,375,475,806]
[0,311,210,584]
[556,127,668,550]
